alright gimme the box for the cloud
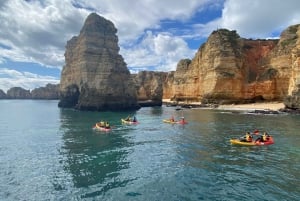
[75,0,213,41]
[0,0,217,71]
[0,0,90,67]
[0,68,59,92]
[121,31,195,72]
[203,0,300,39]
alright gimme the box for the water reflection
[58,109,134,196]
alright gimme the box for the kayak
[230,136,274,146]
[163,119,177,124]
[163,119,188,124]
[93,123,111,131]
[121,118,138,124]
[177,120,188,125]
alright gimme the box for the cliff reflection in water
[58,109,133,189]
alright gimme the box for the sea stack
[58,13,140,111]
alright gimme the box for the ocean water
[0,100,299,201]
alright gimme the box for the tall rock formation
[59,13,140,111]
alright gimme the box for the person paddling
[255,131,270,142]
[240,132,253,142]
[253,129,260,135]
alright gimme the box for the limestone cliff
[59,13,140,111]
[162,71,175,99]
[168,28,292,104]
[6,87,31,99]
[31,84,60,99]
[0,89,7,99]
[132,71,167,106]
[282,24,300,109]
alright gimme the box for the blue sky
[0,0,299,92]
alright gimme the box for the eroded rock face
[59,13,140,111]
[283,24,300,109]
[6,87,31,99]
[132,71,167,106]
[31,84,59,99]
[0,89,6,99]
[167,28,299,104]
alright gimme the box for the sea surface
[0,100,299,201]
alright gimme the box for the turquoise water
[0,100,299,200]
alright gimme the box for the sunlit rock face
[59,13,140,111]
[166,27,300,104]
[283,24,300,109]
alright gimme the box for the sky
[0,0,299,92]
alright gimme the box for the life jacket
[262,135,267,141]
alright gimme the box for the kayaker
[132,116,137,122]
[241,132,252,142]
[170,115,175,122]
[180,117,185,124]
[99,121,105,127]
[105,122,110,129]
[253,129,260,135]
[262,132,270,142]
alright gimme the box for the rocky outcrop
[0,89,7,99]
[31,84,60,99]
[59,13,140,111]
[132,71,168,106]
[0,84,59,100]
[6,87,31,99]
[162,71,175,99]
[283,24,300,109]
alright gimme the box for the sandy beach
[163,99,285,111]
[217,102,285,111]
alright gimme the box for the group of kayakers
[240,130,271,143]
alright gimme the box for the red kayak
[177,120,188,125]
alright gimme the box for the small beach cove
[163,99,285,112]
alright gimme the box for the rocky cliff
[0,84,60,99]
[6,87,31,99]
[0,89,7,99]
[166,26,300,105]
[132,71,168,106]
[58,13,140,111]
[31,84,60,99]
[282,24,300,109]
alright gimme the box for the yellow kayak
[230,139,256,146]
[121,118,138,124]
[93,123,111,131]
[230,137,274,146]
[163,119,177,124]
